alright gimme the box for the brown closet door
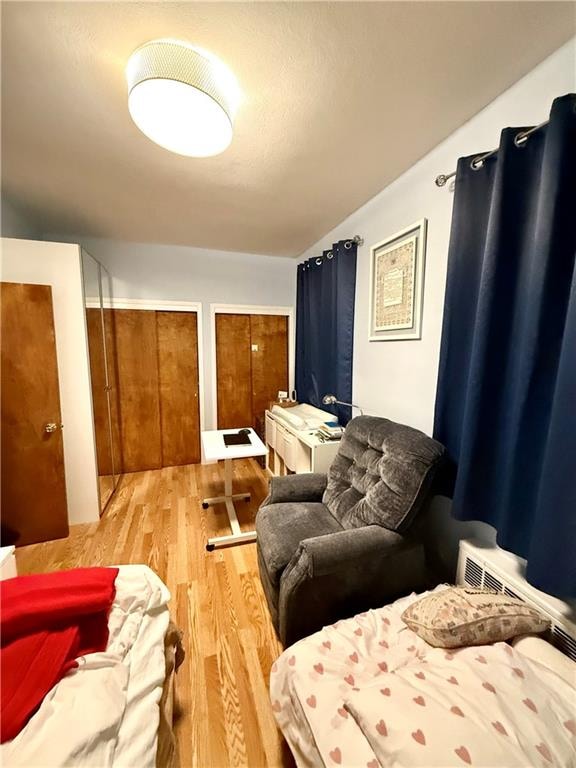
[115,309,162,472]
[250,315,289,436]
[86,308,114,475]
[1,282,69,546]
[157,311,200,466]
[103,309,122,474]
[216,313,253,429]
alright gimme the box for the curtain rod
[306,235,364,266]
[325,235,364,250]
[434,120,549,187]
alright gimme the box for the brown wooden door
[0,282,69,546]
[216,314,253,429]
[215,313,289,434]
[250,314,289,436]
[157,311,200,465]
[114,309,162,472]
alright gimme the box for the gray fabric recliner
[256,416,445,646]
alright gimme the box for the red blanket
[1,567,119,743]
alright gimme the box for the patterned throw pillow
[401,586,549,648]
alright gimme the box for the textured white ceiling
[1,2,574,256]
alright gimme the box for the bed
[271,587,576,767]
[1,564,183,768]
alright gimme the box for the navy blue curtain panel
[434,94,576,597]
[296,240,357,425]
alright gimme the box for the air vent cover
[458,543,576,662]
[483,572,503,592]
[550,626,576,660]
[464,558,482,587]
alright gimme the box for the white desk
[264,409,341,476]
[201,428,267,551]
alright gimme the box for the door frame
[210,303,295,434]
[98,298,205,436]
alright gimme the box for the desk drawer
[282,431,298,471]
[284,433,312,473]
[275,424,287,460]
[265,413,276,449]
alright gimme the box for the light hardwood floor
[15,459,295,768]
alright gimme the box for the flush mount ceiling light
[126,39,240,158]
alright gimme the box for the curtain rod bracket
[435,173,454,187]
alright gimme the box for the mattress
[271,587,576,768]
[1,564,171,768]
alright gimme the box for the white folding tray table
[201,428,267,551]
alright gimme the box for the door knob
[44,423,63,433]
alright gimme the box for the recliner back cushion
[323,416,444,532]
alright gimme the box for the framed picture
[369,218,427,341]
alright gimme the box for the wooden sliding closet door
[102,309,123,474]
[215,313,289,432]
[216,314,253,429]
[114,309,201,472]
[115,310,162,472]
[157,311,200,465]
[86,308,114,475]
[250,314,289,433]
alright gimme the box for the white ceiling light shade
[126,39,240,157]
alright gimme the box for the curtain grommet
[514,132,528,148]
[327,251,334,259]
[344,241,353,250]
[315,257,323,266]
[471,157,483,171]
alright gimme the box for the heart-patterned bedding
[270,588,576,767]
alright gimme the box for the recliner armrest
[264,473,328,505]
[278,525,427,645]
[297,525,406,577]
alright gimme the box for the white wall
[43,236,298,431]
[301,38,575,431]
[0,238,100,525]
[1,196,41,240]
[300,39,576,574]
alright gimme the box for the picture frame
[368,218,427,341]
